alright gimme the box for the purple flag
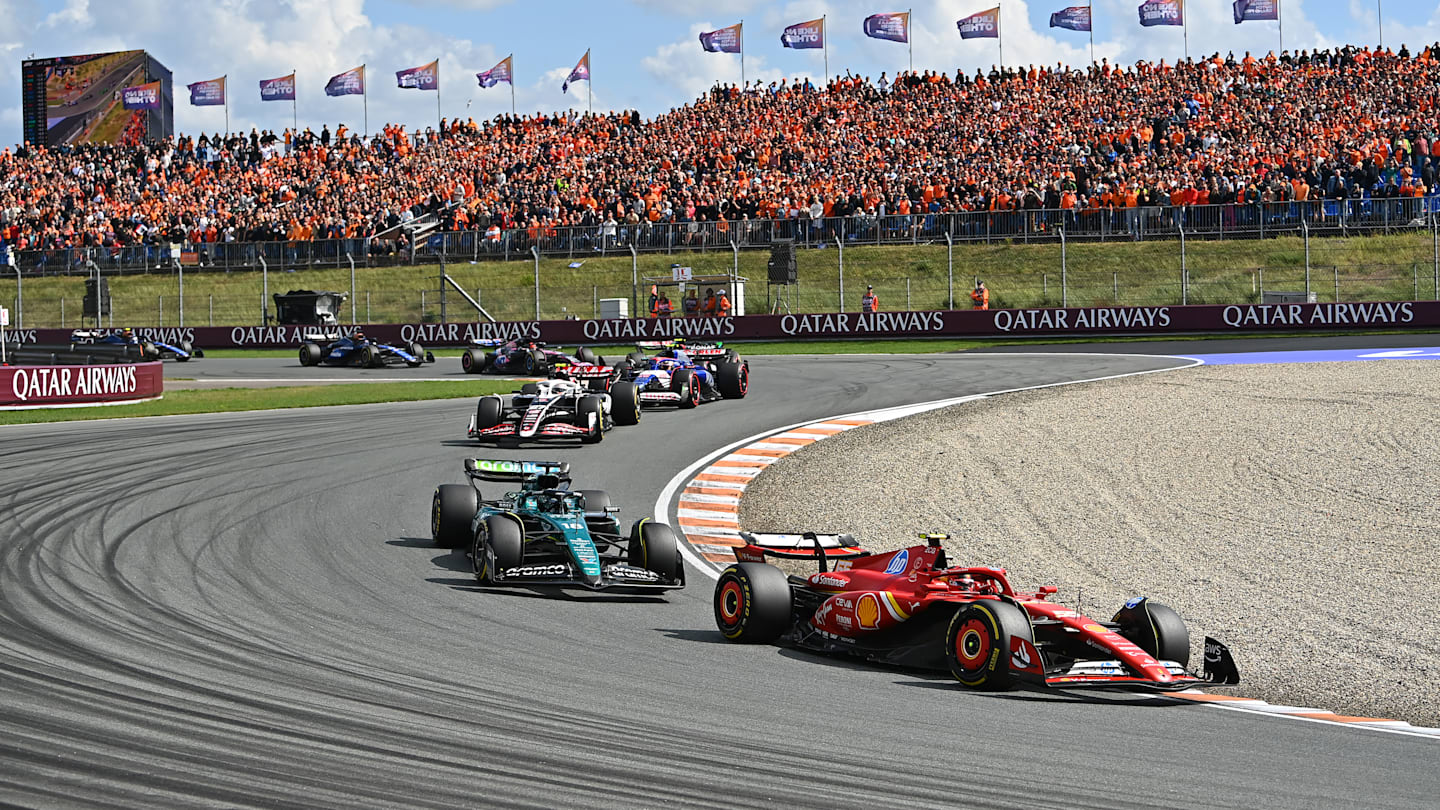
[476,56,512,88]
[121,81,162,110]
[1139,0,1184,27]
[187,77,225,107]
[325,66,365,97]
[957,7,1000,40]
[863,12,910,43]
[259,73,296,102]
[1233,0,1279,24]
[699,23,743,54]
[396,60,438,91]
[562,50,589,94]
[1049,6,1092,32]
[781,18,825,50]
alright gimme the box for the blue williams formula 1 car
[71,328,203,361]
[430,458,685,592]
[297,329,435,368]
[623,346,748,409]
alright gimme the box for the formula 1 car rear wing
[463,458,571,485]
[735,531,870,571]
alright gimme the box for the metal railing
[10,197,1440,276]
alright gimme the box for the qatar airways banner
[1,362,163,408]
[3,302,1435,349]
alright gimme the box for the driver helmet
[121,327,135,339]
[352,329,366,341]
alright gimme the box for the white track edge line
[652,352,1440,739]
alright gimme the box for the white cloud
[43,0,89,28]
[640,22,788,103]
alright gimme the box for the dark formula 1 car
[714,532,1240,692]
[71,328,203,361]
[297,329,434,368]
[430,458,685,592]
[623,348,748,409]
[460,339,598,376]
[632,339,741,365]
[467,378,640,444]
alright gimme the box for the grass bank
[5,231,1438,328]
[0,380,513,426]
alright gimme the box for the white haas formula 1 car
[468,378,641,445]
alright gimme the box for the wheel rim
[738,367,749,395]
[462,353,472,371]
[718,580,745,629]
[954,617,992,673]
[430,493,441,538]
[473,544,488,580]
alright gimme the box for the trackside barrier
[0,302,1433,350]
[1,362,164,409]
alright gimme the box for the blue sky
[6,0,1439,146]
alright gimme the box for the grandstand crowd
[5,42,1440,256]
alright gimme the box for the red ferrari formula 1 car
[713,532,1240,692]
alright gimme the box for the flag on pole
[1138,0,1184,27]
[863,12,910,43]
[1232,0,1278,23]
[781,18,825,49]
[699,23,743,53]
[259,73,296,101]
[187,77,226,106]
[1049,6,1093,31]
[562,50,590,94]
[121,81,162,110]
[396,60,439,90]
[476,56,513,88]
[957,7,1001,39]
[325,66,365,96]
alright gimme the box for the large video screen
[21,49,173,148]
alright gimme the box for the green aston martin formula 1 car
[430,459,685,592]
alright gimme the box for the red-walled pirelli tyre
[714,563,791,643]
[431,484,478,549]
[461,348,485,374]
[1112,598,1191,667]
[946,601,1035,690]
[716,361,748,399]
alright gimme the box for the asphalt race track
[3,353,1436,809]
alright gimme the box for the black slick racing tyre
[519,382,540,395]
[357,344,376,368]
[299,342,322,366]
[716,361,748,399]
[628,520,682,581]
[714,562,791,643]
[946,601,1034,690]
[475,514,524,583]
[576,346,599,365]
[407,342,425,368]
[141,341,158,360]
[474,397,504,433]
[522,351,542,375]
[578,490,612,515]
[670,368,698,409]
[432,484,478,549]
[176,340,193,362]
[1112,598,1191,667]
[576,395,604,443]
[461,348,487,374]
[627,350,647,366]
[611,381,641,425]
